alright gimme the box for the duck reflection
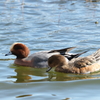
[9,64,48,83]
[48,72,100,81]
[8,64,100,83]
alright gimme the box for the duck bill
[5,51,12,56]
[46,67,52,72]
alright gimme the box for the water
[0,0,100,100]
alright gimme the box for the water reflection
[16,94,32,98]
[48,71,100,81]
[8,64,100,83]
[9,65,48,83]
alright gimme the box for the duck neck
[14,58,31,67]
[55,63,69,72]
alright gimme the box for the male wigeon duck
[46,49,100,74]
[5,43,87,68]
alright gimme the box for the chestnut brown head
[5,43,30,59]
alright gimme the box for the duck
[46,49,100,74]
[5,43,87,68]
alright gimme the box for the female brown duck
[46,49,100,74]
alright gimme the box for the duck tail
[72,50,88,58]
[64,50,88,60]
[48,47,76,54]
[92,49,100,61]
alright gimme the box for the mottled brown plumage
[46,49,100,74]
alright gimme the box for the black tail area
[48,47,76,55]
[64,50,88,60]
